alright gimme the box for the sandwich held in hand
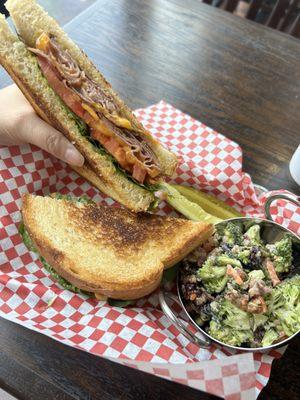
[21,194,214,300]
[0,0,177,212]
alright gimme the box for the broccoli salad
[180,222,300,348]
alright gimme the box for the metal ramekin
[159,194,300,352]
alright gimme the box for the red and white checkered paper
[0,101,299,400]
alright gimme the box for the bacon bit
[189,293,197,301]
[266,259,280,286]
[258,296,267,313]
[225,291,249,311]
[249,280,272,298]
[226,265,244,285]
[240,296,249,311]
[247,296,267,314]
[237,268,247,281]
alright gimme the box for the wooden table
[0,1,299,399]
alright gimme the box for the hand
[0,84,84,166]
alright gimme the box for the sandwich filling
[29,33,161,184]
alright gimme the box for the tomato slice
[37,56,85,118]
[92,130,133,171]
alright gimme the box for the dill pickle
[171,184,243,220]
[161,183,222,224]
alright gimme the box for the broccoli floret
[276,305,300,337]
[198,258,227,280]
[243,225,262,246]
[267,275,300,337]
[211,299,252,330]
[222,222,243,246]
[200,255,245,289]
[208,320,253,347]
[248,270,265,282]
[261,329,279,347]
[231,244,265,268]
[236,248,251,265]
[208,300,253,346]
[266,235,293,273]
[252,314,268,331]
[216,255,242,268]
[198,258,228,293]
[203,276,229,294]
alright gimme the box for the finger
[21,113,85,166]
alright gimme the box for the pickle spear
[171,184,243,219]
[160,183,222,224]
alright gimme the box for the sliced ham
[37,56,85,118]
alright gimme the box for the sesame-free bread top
[22,194,214,299]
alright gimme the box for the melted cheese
[36,32,50,51]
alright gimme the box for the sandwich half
[21,194,214,300]
[0,0,178,212]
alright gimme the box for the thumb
[21,112,84,166]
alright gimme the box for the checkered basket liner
[0,101,299,400]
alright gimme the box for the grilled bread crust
[6,0,178,174]
[0,15,155,212]
[22,194,214,300]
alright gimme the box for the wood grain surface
[0,1,300,400]
[65,0,300,195]
[0,318,218,400]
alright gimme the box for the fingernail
[65,147,84,166]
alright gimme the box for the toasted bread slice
[0,15,156,212]
[22,194,214,299]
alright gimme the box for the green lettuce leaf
[163,264,179,283]
[107,299,135,307]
